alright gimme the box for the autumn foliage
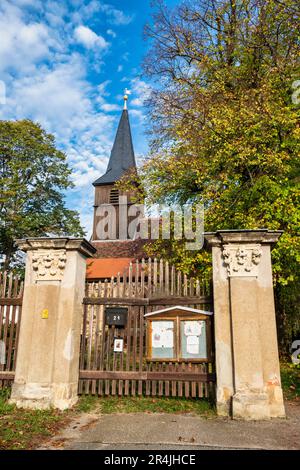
[134,0,300,351]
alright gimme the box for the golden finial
[123,88,131,110]
[123,94,128,110]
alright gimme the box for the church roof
[93,106,136,186]
[86,257,135,279]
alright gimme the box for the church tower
[92,94,137,241]
[90,95,145,269]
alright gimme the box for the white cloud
[130,109,145,121]
[74,25,109,49]
[11,0,41,6]
[0,2,117,235]
[131,98,143,107]
[130,78,152,100]
[106,29,116,38]
[100,4,134,25]
[0,3,52,76]
[6,57,87,131]
[117,65,123,73]
[0,0,147,236]
[1,55,116,164]
[101,103,121,112]
[121,79,152,110]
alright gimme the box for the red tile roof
[86,258,135,279]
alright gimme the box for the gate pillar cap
[16,237,97,258]
[204,229,283,248]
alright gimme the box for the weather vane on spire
[123,88,131,110]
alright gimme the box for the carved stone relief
[222,244,262,277]
[32,250,67,281]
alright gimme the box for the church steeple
[93,95,136,186]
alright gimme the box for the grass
[0,388,72,450]
[281,362,300,401]
[0,387,214,450]
[76,395,215,417]
[2,361,296,449]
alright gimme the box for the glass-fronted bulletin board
[181,320,207,359]
[145,307,213,362]
[151,320,175,359]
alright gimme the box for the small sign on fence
[113,338,124,353]
[105,307,128,327]
[41,309,49,319]
[0,340,6,365]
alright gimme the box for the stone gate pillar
[205,230,285,420]
[10,238,96,410]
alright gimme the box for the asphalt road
[39,402,300,451]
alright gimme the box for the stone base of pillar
[10,381,79,411]
[51,383,79,410]
[216,386,233,417]
[267,385,286,418]
[232,390,271,420]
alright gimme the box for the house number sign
[105,307,128,327]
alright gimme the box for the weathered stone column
[10,238,96,410]
[205,230,285,420]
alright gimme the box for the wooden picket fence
[0,272,23,387]
[85,258,211,300]
[79,258,215,398]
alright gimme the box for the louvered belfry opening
[109,188,119,205]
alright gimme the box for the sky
[0,0,178,236]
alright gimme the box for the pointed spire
[93,94,136,187]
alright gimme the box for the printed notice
[186,335,199,354]
[184,320,204,337]
[0,340,5,365]
[152,321,174,349]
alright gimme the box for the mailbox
[105,307,128,327]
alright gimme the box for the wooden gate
[0,272,23,387]
[79,259,215,398]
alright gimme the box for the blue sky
[0,0,178,235]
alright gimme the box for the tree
[0,119,84,270]
[136,0,300,351]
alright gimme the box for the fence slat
[98,309,106,396]
[141,259,145,298]
[171,266,175,296]
[153,259,158,295]
[131,307,137,396]
[105,326,114,395]
[138,306,144,396]
[118,328,125,396]
[111,326,117,396]
[124,308,132,396]
[147,258,152,297]
[135,260,139,298]
[91,305,100,395]
[128,263,133,298]
[159,259,164,295]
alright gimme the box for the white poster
[0,340,5,365]
[152,321,174,349]
[114,338,124,353]
[186,335,199,354]
[184,321,204,337]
